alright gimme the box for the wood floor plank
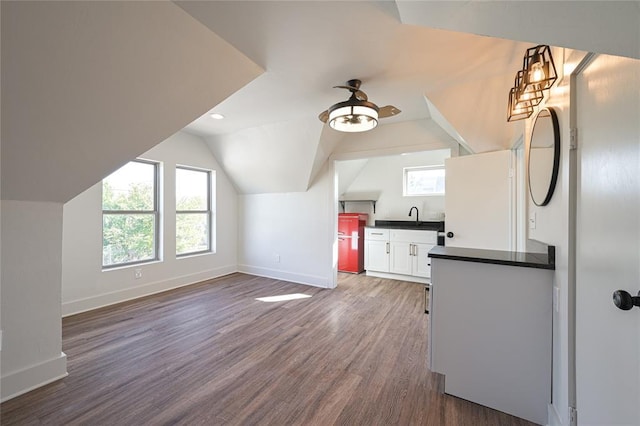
[1,272,539,425]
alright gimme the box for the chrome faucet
[408,206,419,223]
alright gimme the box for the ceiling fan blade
[332,85,368,101]
[333,85,356,91]
[318,110,329,123]
[378,105,401,118]
[354,90,368,101]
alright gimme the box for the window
[102,160,159,268]
[403,165,445,196]
[176,166,213,256]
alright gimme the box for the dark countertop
[428,245,555,270]
[372,220,444,232]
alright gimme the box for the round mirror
[528,107,560,206]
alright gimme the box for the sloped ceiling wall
[204,117,459,194]
[396,1,640,60]
[206,118,326,194]
[425,72,526,153]
[332,119,458,160]
[1,1,263,203]
[186,1,637,196]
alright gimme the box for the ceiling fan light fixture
[328,100,379,133]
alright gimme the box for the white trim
[62,265,236,316]
[514,142,527,252]
[238,264,330,289]
[365,270,430,285]
[548,403,565,426]
[1,352,68,402]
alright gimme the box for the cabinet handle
[371,232,384,235]
[386,242,390,254]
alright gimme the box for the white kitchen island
[428,245,555,425]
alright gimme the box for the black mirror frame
[528,107,560,207]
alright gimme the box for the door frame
[568,51,597,417]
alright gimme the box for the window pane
[103,162,155,210]
[176,213,210,255]
[176,168,208,211]
[406,168,445,196]
[103,214,156,266]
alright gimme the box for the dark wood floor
[1,273,537,425]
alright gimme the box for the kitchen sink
[373,220,444,231]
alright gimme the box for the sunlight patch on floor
[255,293,312,302]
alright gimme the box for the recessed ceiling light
[210,113,225,120]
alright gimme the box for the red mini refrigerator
[338,213,368,273]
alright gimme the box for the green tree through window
[102,160,158,267]
[176,167,212,256]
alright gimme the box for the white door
[576,54,640,424]
[389,241,412,275]
[413,243,433,278]
[445,150,514,250]
[365,240,389,272]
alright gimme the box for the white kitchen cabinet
[364,228,389,272]
[412,243,433,278]
[365,228,437,283]
[389,230,436,278]
[389,241,412,275]
[390,241,435,278]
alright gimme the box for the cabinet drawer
[365,228,389,241]
[390,229,437,244]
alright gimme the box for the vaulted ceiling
[2,1,638,201]
[178,0,639,194]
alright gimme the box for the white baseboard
[1,352,68,402]
[238,264,330,288]
[366,270,430,285]
[62,265,237,317]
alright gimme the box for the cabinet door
[365,240,389,272]
[389,241,412,275]
[413,243,435,278]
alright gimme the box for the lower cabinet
[390,241,434,278]
[412,243,433,278]
[365,228,437,283]
[389,241,412,275]
[365,239,390,272]
[429,255,553,425]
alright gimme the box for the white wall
[61,132,238,316]
[340,149,450,224]
[238,161,336,288]
[1,201,67,401]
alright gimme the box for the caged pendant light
[507,45,557,122]
[522,45,557,92]
[507,87,534,122]
[515,70,544,108]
